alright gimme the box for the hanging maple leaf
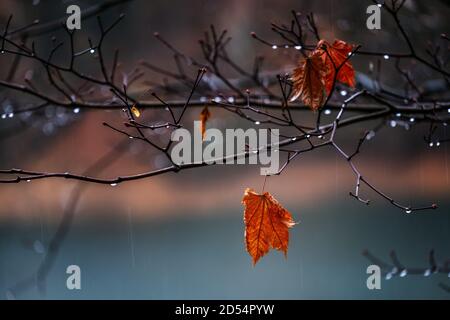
[200,106,211,140]
[242,188,296,265]
[317,39,355,94]
[290,52,327,111]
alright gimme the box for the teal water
[1,200,449,299]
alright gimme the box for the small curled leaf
[131,105,141,118]
[200,106,211,140]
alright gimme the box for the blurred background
[0,0,449,299]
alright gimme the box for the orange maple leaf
[317,39,355,94]
[242,188,296,265]
[199,106,211,140]
[290,52,327,111]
